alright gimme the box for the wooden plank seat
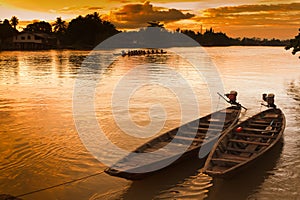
[198,127,223,132]
[234,132,277,139]
[247,123,281,128]
[242,127,277,133]
[176,130,205,137]
[229,139,269,146]
[199,122,225,128]
[263,113,279,118]
[211,157,244,164]
[207,118,231,123]
[220,153,248,161]
[178,132,208,139]
[226,147,257,154]
[250,120,273,124]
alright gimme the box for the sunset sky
[1,0,300,39]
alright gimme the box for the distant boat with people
[121,49,167,57]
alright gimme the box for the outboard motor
[262,93,277,109]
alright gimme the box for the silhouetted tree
[285,29,300,58]
[52,17,67,33]
[24,21,52,33]
[0,19,17,49]
[66,12,120,48]
[148,21,164,28]
[0,13,290,50]
[10,16,19,30]
[0,19,15,39]
[52,17,67,47]
[86,12,101,22]
[196,28,239,46]
[178,27,287,47]
[3,19,10,26]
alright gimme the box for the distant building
[12,32,57,50]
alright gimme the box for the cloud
[190,3,300,38]
[205,2,300,13]
[106,1,195,29]
[88,7,103,10]
[49,6,103,14]
[196,3,300,26]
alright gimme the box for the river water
[0,47,299,200]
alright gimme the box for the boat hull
[105,106,241,180]
[203,108,285,178]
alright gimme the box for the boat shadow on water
[206,140,284,200]
[121,156,211,200]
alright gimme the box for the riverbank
[0,43,289,52]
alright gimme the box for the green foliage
[285,29,300,58]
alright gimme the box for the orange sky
[1,0,300,39]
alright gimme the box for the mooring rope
[16,171,105,198]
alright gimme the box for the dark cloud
[108,1,195,29]
[204,3,300,14]
[88,7,103,10]
[194,3,300,27]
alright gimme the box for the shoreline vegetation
[0,12,299,55]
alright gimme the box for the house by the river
[11,32,57,50]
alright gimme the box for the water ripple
[156,172,212,200]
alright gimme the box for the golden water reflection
[0,47,300,199]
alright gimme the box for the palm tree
[52,17,67,33]
[86,12,101,21]
[92,12,101,21]
[52,17,67,47]
[10,16,19,30]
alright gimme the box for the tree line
[178,28,289,47]
[0,13,299,58]
[0,12,120,49]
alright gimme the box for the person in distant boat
[225,90,240,106]
[262,93,277,108]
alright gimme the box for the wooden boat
[105,105,241,180]
[203,108,285,178]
